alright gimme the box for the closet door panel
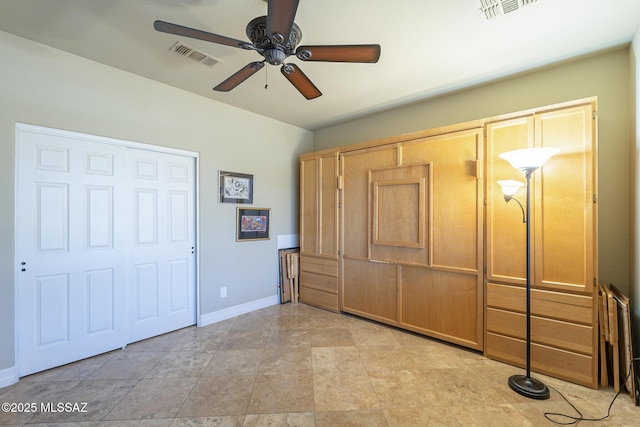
[341,146,398,260]
[485,117,532,285]
[401,130,483,271]
[343,258,397,324]
[300,157,318,255]
[401,266,481,348]
[534,105,595,294]
[319,154,339,257]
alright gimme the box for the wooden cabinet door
[485,115,533,286]
[341,144,399,322]
[533,104,596,294]
[300,152,339,258]
[486,104,596,294]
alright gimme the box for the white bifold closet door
[16,125,196,376]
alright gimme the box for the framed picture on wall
[236,208,270,241]
[220,171,253,204]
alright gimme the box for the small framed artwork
[220,171,253,204]
[237,208,271,241]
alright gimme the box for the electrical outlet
[220,286,227,298]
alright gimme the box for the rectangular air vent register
[477,0,539,20]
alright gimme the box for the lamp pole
[499,147,558,400]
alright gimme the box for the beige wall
[0,31,313,374]
[632,28,640,351]
[314,47,636,342]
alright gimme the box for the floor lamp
[497,147,558,400]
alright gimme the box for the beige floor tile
[177,376,255,417]
[310,327,354,347]
[145,351,215,379]
[105,378,197,420]
[242,412,315,427]
[311,346,367,374]
[449,403,536,426]
[219,329,270,350]
[313,372,380,412]
[247,373,315,414]
[266,328,311,348]
[202,349,263,376]
[368,369,442,408]
[384,407,462,426]
[258,347,312,374]
[357,345,417,372]
[3,303,637,426]
[87,351,166,380]
[315,409,389,427]
[169,415,244,426]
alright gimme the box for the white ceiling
[1,0,639,130]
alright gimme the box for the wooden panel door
[300,152,338,258]
[399,129,484,349]
[485,116,532,286]
[341,144,399,321]
[299,151,339,311]
[533,104,596,294]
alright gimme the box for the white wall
[0,31,313,377]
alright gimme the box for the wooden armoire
[299,98,598,388]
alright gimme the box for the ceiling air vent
[169,41,221,67]
[477,0,539,20]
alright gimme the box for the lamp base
[508,374,550,400]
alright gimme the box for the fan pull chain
[264,66,268,90]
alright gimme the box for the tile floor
[1,303,638,426]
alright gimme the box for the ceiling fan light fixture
[246,16,302,53]
[264,48,287,65]
[154,0,381,99]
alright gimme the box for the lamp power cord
[544,357,640,425]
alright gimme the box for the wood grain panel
[534,104,595,293]
[300,256,338,277]
[485,332,596,388]
[486,283,593,324]
[401,266,481,348]
[401,129,482,271]
[341,145,398,259]
[486,308,593,354]
[369,164,430,265]
[299,286,338,312]
[342,258,397,323]
[319,154,338,257]
[300,156,318,255]
[485,116,531,285]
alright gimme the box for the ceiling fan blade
[154,20,250,49]
[267,0,300,44]
[214,62,265,92]
[281,64,322,100]
[296,45,381,63]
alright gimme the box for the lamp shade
[498,180,524,197]
[499,147,559,172]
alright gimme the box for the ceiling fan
[153,0,381,100]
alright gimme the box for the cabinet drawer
[485,332,595,388]
[300,271,338,293]
[299,286,338,312]
[300,256,338,277]
[487,283,593,324]
[486,308,593,354]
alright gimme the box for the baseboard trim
[198,295,278,327]
[0,365,19,388]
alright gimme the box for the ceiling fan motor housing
[246,16,301,65]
